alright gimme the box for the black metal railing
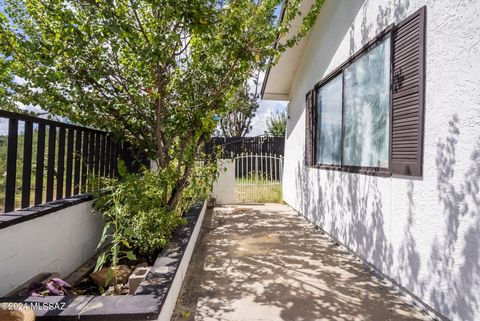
[0,110,120,214]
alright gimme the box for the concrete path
[171,204,429,321]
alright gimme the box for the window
[316,74,342,165]
[305,6,426,177]
[314,37,391,169]
[342,38,391,168]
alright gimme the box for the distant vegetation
[266,111,287,137]
[0,127,54,212]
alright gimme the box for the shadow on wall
[349,0,410,55]
[396,181,421,292]
[295,113,480,321]
[428,114,479,320]
[396,114,480,321]
[294,161,394,275]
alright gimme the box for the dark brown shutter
[390,6,426,176]
[305,90,315,166]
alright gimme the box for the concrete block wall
[0,201,103,296]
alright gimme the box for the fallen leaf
[181,310,191,319]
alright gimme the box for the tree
[266,110,287,137]
[0,0,324,213]
[218,81,259,137]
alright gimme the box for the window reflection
[316,74,343,165]
[314,37,391,168]
[342,37,391,168]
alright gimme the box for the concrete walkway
[171,204,429,321]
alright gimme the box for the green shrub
[94,163,185,259]
[93,159,217,260]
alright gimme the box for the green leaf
[105,267,114,287]
[181,310,191,319]
[111,244,120,257]
[117,159,129,178]
[126,251,137,261]
[97,222,112,249]
[94,252,107,272]
[124,227,134,236]
[121,239,130,248]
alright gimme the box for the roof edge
[260,0,318,101]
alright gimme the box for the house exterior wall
[0,201,103,296]
[283,1,480,320]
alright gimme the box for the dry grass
[235,179,282,203]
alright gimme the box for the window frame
[310,25,394,177]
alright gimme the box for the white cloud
[244,70,288,137]
[248,99,288,136]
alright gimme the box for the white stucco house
[262,1,480,320]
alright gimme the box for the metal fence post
[255,153,258,185]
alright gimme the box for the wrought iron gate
[234,153,283,204]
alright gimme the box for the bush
[94,164,185,259]
[93,159,218,260]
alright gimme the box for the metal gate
[234,153,283,204]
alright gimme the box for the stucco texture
[282,1,480,321]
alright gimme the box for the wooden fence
[205,136,284,158]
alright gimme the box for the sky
[248,99,287,136]
[247,69,288,136]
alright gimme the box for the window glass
[342,37,391,168]
[316,74,343,165]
